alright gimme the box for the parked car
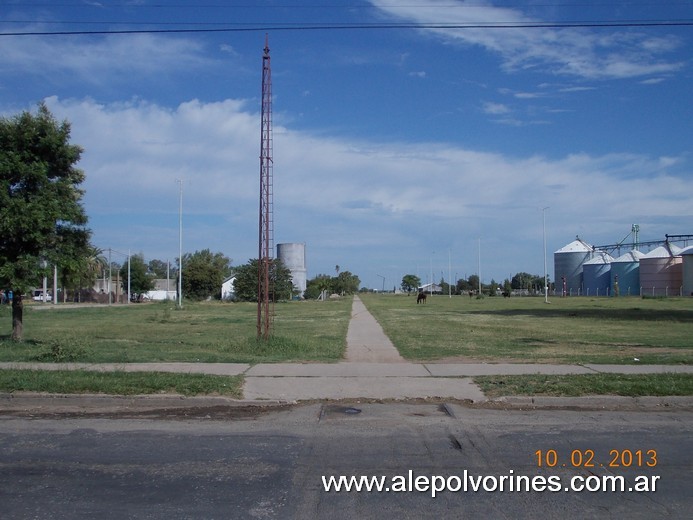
[32,290,52,302]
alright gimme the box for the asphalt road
[1,403,690,519]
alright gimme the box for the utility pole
[543,207,550,303]
[257,35,274,340]
[177,179,183,308]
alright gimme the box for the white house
[144,278,177,301]
[418,282,443,294]
[221,276,236,300]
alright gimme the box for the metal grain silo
[610,250,644,297]
[554,238,593,296]
[583,251,614,296]
[680,246,693,297]
[639,243,682,296]
[276,242,307,295]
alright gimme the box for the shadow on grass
[463,307,693,323]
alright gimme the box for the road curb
[490,395,693,411]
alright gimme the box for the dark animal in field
[417,292,427,304]
[468,290,475,299]
[502,291,511,298]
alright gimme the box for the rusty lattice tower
[257,35,274,340]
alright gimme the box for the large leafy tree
[233,258,293,302]
[120,254,155,296]
[333,270,361,295]
[0,103,90,340]
[181,249,233,301]
[304,274,332,300]
[401,274,421,294]
[58,245,106,302]
[148,258,172,279]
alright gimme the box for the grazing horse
[502,290,511,298]
[416,292,427,304]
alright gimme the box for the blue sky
[1,1,692,290]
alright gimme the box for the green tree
[58,245,106,302]
[181,249,233,301]
[0,103,90,340]
[120,254,155,296]
[467,274,480,293]
[148,258,172,279]
[233,258,293,302]
[333,271,360,295]
[401,274,421,294]
[304,274,332,300]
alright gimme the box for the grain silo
[583,251,614,296]
[554,237,593,296]
[681,246,693,296]
[610,250,645,297]
[276,243,307,295]
[639,243,682,296]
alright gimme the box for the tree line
[0,104,363,340]
[400,272,550,296]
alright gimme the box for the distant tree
[304,274,332,300]
[58,245,106,302]
[511,272,534,290]
[333,271,360,295]
[401,274,421,294]
[181,249,233,301]
[467,274,480,292]
[148,259,172,279]
[0,103,90,340]
[456,278,472,293]
[233,258,292,302]
[120,254,155,296]
[488,279,499,296]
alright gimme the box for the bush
[35,335,93,362]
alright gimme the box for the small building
[221,276,236,301]
[144,278,177,301]
[418,283,443,294]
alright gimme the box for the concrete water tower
[277,243,307,295]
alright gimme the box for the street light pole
[177,179,183,308]
[543,207,550,304]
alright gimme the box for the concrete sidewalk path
[343,295,405,363]
[2,361,691,404]
[1,295,691,403]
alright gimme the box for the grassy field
[0,295,690,397]
[359,293,693,365]
[0,369,243,397]
[0,298,352,363]
[475,373,693,398]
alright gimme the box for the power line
[2,20,692,37]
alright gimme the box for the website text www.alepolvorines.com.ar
[322,470,660,498]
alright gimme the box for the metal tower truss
[257,35,274,340]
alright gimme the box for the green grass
[0,298,352,363]
[475,373,693,398]
[359,293,693,365]
[1,294,691,367]
[0,369,243,397]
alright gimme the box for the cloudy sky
[1,1,691,289]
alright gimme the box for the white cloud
[482,101,510,114]
[0,33,216,85]
[368,0,684,79]
[43,96,693,281]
